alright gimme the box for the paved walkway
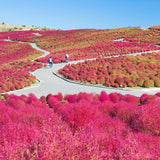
[5,43,160,98]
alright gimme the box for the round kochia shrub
[109,101,139,125]
[61,100,101,134]
[122,94,139,105]
[143,80,154,88]
[154,79,160,87]
[131,101,160,136]
[64,94,78,103]
[1,91,160,159]
[99,91,110,102]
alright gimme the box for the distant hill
[0,24,54,31]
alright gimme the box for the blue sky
[0,0,160,30]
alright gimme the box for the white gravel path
[4,43,160,98]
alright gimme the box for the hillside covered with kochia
[1,26,160,62]
[0,26,160,159]
[0,40,43,93]
[0,26,160,93]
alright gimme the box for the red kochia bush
[27,93,48,108]
[61,99,101,134]
[100,91,110,102]
[131,101,160,136]
[46,93,65,115]
[140,93,159,104]
[6,96,26,110]
[46,94,60,108]
[76,92,95,103]
[40,95,47,104]
[110,101,139,125]
[122,94,139,105]
[99,100,113,117]
[51,92,63,101]
[109,92,123,103]
[155,92,160,97]
[65,94,78,103]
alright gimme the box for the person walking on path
[65,54,69,63]
[48,56,53,68]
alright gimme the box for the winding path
[5,43,160,98]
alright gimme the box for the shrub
[142,80,154,88]
[154,79,160,87]
[122,94,139,105]
[99,91,110,102]
[131,101,160,136]
[6,96,26,110]
[62,100,101,134]
[109,92,123,103]
[136,78,144,86]
[115,76,124,85]
[27,93,47,108]
[77,92,94,103]
[109,101,136,124]
[40,96,47,104]
[46,94,59,109]
[155,92,160,97]
[65,94,78,103]
[140,94,158,105]
[99,101,113,116]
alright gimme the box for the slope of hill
[0,24,52,31]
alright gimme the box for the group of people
[48,54,69,68]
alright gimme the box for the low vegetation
[0,91,160,159]
[0,25,160,159]
[59,51,160,88]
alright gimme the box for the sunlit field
[0,26,160,159]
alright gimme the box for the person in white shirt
[48,56,53,68]
[65,54,69,63]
